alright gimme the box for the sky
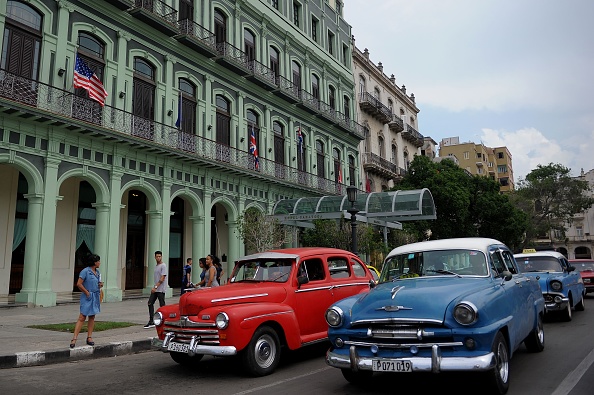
[344,0,594,182]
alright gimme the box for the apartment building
[0,0,363,306]
[438,137,515,192]
[352,46,425,192]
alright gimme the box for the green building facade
[0,0,363,306]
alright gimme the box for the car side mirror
[501,270,513,281]
[568,265,576,272]
[297,275,309,288]
[369,279,376,289]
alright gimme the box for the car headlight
[550,280,562,291]
[153,312,163,326]
[325,306,343,327]
[215,312,229,329]
[453,302,478,325]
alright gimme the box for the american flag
[249,126,259,170]
[73,54,108,106]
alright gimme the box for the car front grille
[163,319,219,345]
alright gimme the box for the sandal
[86,337,94,346]
[70,338,77,349]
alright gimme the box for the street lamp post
[346,186,359,255]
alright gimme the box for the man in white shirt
[144,250,167,329]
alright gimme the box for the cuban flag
[249,126,259,171]
[73,54,108,106]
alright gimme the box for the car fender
[215,303,302,351]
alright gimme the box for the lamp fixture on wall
[207,125,212,130]
[292,156,296,161]
[313,164,316,168]
[268,148,272,153]
[57,68,66,77]
[167,110,173,116]
[119,91,126,98]
[240,137,245,143]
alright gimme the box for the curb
[0,339,153,369]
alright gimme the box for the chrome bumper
[326,345,496,373]
[544,296,569,312]
[152,333,237,357]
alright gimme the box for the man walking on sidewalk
[145,250,167,329]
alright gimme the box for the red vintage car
[151,247,374,376]
[570,259,594,294]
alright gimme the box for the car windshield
[379,249,487,282]
[572,261,594,272]
[516,256,563,272]
[230,259,293,283]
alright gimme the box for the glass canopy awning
[272,188,436,229]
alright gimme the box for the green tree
[236,207,294,254]
[511,163,594,247]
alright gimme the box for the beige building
[438,137,515,192]
[352,45,429,192]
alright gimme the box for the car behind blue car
[325,237,545,395]
[514,250,585,321]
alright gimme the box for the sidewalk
[0,292,180,369]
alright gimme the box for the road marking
[232,366,333,395]
[551,346,594,395]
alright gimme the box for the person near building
[181,257,192,295]
[70,253,103,348]
[196,257,207,287]
[144,250,167,329]
[205,254,220,288]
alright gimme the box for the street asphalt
[0,293,181,369]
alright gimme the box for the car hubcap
[255,335,275,368]
[497,342,509,383]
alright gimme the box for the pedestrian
[213,255,224,285]
[144,250,167,329]
[181,257,192,295]
[205,254,220,288]
[70,253,103,348]
[196,257,207,287]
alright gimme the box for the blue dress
[79,267,101,316]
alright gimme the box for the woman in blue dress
[70,253,103,348]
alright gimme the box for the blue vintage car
[514,250,585,321]
[325,238,545,395]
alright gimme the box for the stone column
[189,215,205,284]
[161,179,173,297]
[144,210,163,295]
[104,169,123,301]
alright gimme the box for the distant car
[569,259,594,294]
[515,251,585,321]
[151,247,375,376]
[367,265,380,283]
[326,238,545,395]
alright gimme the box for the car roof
[236,247,354,262]
[386,237,506,258]
[569,259,594,262]
[514,251,566,259]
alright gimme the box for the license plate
[167,341,190,353]
[372,359,412,372]
[584,279,591,284]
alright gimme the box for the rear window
[516,256,563,272]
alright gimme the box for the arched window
[74,32,106,122]
[388,99,393,113]
[273,121,285,178]
[328,86,336,109]
[177,78,197,136]
[269,46,279,80]
[297,129,307,173]
[391,144,397,164]
[348,155,356,186]
[244,29,255,61]
[292,61,301,96]
[214,9,227,44]
[333,148,341,184]
[246,109,260,171]
[378,136,385,159]
[374,87,380,100]
[343,95,350,119]
[359,76,365,95]
[215,95,231,161]
[316,140,325,179]
[132,57,156,139]
[2,1,43,104]
[311,74,320,100]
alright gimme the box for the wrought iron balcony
[358,92,392,124]
[388,114,404,133]
[175,19,217,57]
[129,0,179,36]
[215,42,252,75]
[274,75,301,103]
[361,152,405,180]
[246,59,278,89]
[401,123,424,147]
[298,89,321,114]
[0,70,344,196]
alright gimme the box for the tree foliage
[510,163,594,245]
[236,207,294,254]
[397,155,527,250]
